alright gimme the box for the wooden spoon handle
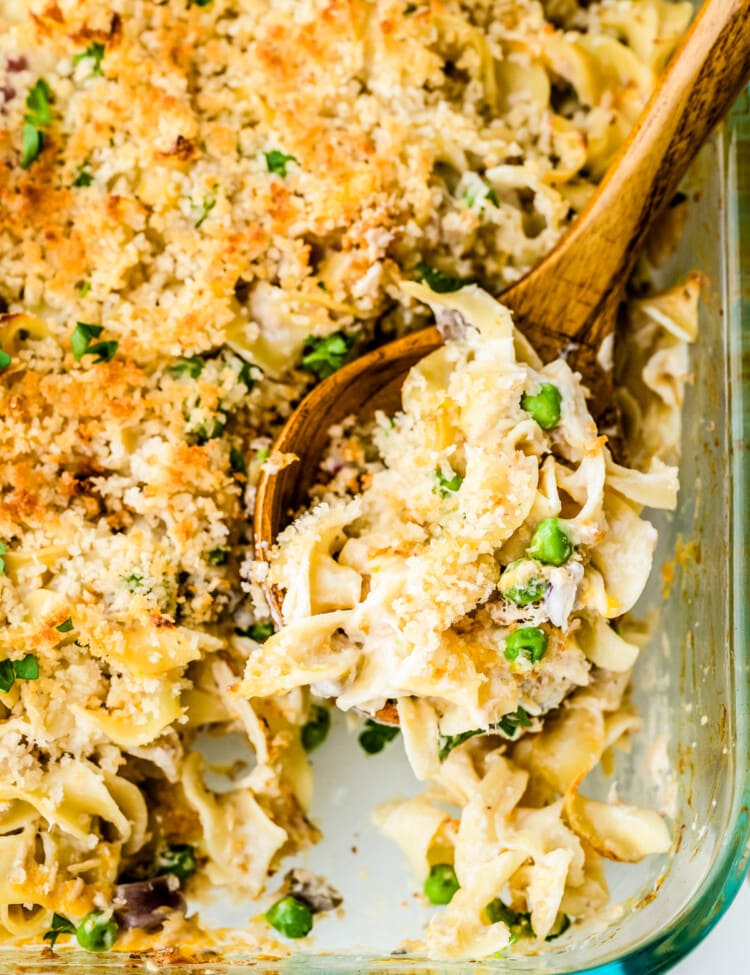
[505,0,750,360]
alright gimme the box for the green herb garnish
[123,572,143,591]
[415,262,471,293]
[301,332,355,380]
[229,446,247,474]
[71,322,118,363]
[434,467,463,497]
[0,660,15,693]
[21,79,52,169]
[495,706,532,738]
[43,913,77,949]
[74,42,106,76]
[0,654,40,692]
[358,718,400,755]
[13,654,39,680]
[438,707,533,761]
[437,728,483,762]
[170,356,205,380]
[0,541,6,575]
[186,414,226,445]
[206,547,229,566]
[265,149,298,177]
[56,617,74,633]
[0,348,10,371]
[191,195,216,228]
[77,280,92,297]
[235,361,253,390]
[463,182,498,209]
[73,161,94,187]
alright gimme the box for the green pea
[504,626,548,664]
[358,718,400,754]
[521,382,562,430]
[265,895,314,938]
[527,517,573,566]
[75,912,118,952]
[424,863,459,905]
[499,559,547,606]
[301,704,331,752]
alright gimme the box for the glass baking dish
[3,76,749,975]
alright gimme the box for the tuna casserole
[0,0,695,959]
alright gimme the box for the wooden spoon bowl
[256,0,750,643]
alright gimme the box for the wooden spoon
[256,0,750,639]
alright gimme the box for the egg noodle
[0,0,694,958]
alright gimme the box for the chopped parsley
[438,728,483,762]
[190,0,213,6]
[71,322,118,363]
[191,194,216,228]
[229,446,247,474]
[206,547,229,566]
[77,280,91,297]
[415,262,472,293]
[358,718,400,755]
[0,654,39,692]
[0,661,15,693]
[256,446,270,462]
[463,181,498,209]
[434,467,463,497]
[170,356,205,379]
[123,572,143,591]
[73,162,94,187]
[301,332,355,380]
[495,706,532,737]
[265,149,298,177]
[13,654,39,680]
[239,621,275,643]
[0,347,10,371]
[74,42,106,76]
[43,913,76,949]
[438,707,533,761]
[545,914,571,940]
[21,79,53,169]
[186,413,226,445]
[0,541,6,575]
[55,617,74,633]
[237,360,254,389]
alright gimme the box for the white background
[673,879,748,973]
